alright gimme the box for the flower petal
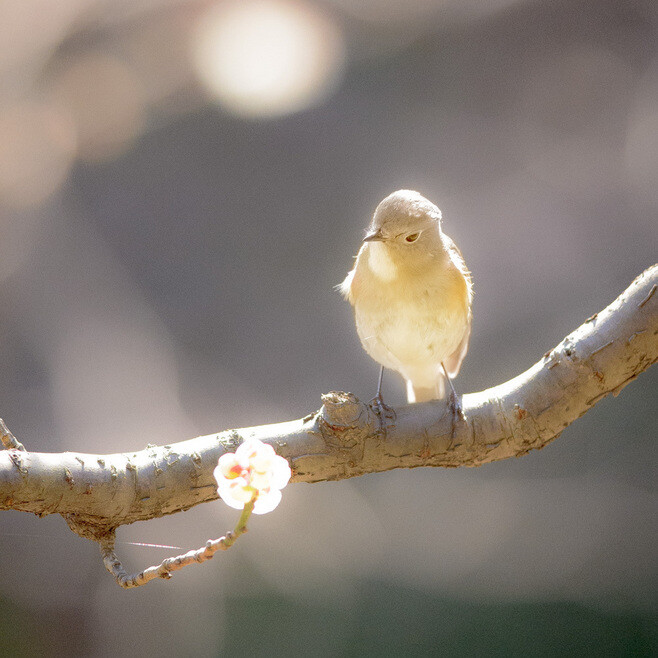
[229,479,256,502]
[216,453,239,479]
[250,470,271,490]
[269,456,292,490]
[252,489,282,514]
[250,442,276,472]
[218,492,246,510]
[235,439,260,461]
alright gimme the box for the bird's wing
[443,319,471,379]
[442,233,474,305]
[439,231,473,379]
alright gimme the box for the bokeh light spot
[0,100,76,208]
[192,0,345,119]
[50,53,146,162]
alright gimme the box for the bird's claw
[370,394,396,422]
[447,391,465,422]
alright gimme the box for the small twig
[0,419,25,452]
[99,501,255,589]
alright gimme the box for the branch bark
[1,266,656,543]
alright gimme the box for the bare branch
[1,265,656,543]
[100,501,254,589]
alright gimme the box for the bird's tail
[406,375,445,403]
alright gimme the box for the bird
[339,189,473,412]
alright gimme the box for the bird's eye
[405,233,420,243]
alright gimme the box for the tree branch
[1,266,656,544]
[99,500,254,588]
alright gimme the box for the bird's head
[364,190,442,248]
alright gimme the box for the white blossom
[213,439,291,514]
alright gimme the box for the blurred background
[0,0,656,655]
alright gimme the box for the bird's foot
[447,390,465,423]
[370,394,396,422]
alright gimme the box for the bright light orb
[192,0,345,119]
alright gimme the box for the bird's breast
[363,242,398,282]
[351,256,470,373]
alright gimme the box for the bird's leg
[370,366,396,421]
[376,364,384,400]
[441,363,464,420]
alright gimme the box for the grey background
[0,0,656,655]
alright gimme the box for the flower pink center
[228,464,249,479]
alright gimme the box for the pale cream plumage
[340,190,473,404]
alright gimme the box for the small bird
[340,190,473,411]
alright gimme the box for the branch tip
[0,419,25,452]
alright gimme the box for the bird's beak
[363,228,385,242]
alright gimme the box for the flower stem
[235,499,255,534]
[220,499,255,550]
